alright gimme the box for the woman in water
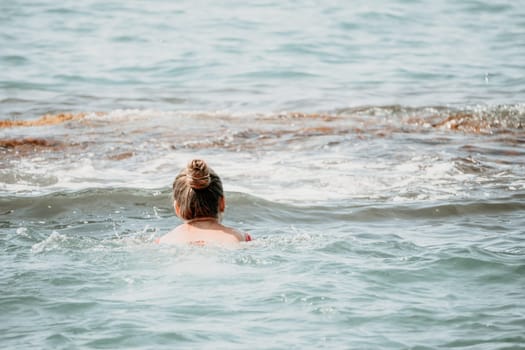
[158,159,251,245]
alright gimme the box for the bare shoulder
[222,226,251,242]
[158,226,185,244]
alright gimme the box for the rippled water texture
[1,0,525,349]
[1,0,525,115]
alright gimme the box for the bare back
[158,218,248,245]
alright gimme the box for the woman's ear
[174,201,181,217]
[219,196,225,212]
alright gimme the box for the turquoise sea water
[2,0,524,114]
[1,1,525,349]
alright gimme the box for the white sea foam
[31,231,68,254]
[2,139,523,204]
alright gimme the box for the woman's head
[172,159,224,220]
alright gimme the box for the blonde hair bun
[186,159,211,189]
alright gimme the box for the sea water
[1,0,524,349]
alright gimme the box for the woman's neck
[185,217,218,224]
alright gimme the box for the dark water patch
[462,1,514,14]
[111,35,149,43]
[0,80,57,91]
[325,199,525,222]
[110,66,162,75]
[0,97,36,110]
[442,335,525,349]
[43,6,91,16]
[44,299,99,314]
[160,96,186,104]
[0,295,48,312]
[0,55,29,65]
[1,187,170,210]
[436,254,516,274]
[459,144,525,158]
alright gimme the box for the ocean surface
[1,0,524,349]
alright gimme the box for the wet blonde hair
[172,159,224,220]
